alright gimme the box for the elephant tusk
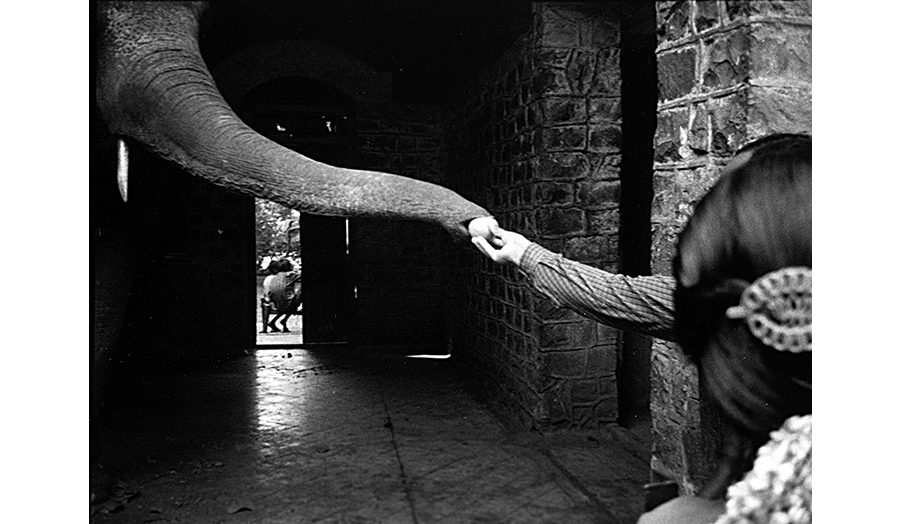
[117,138,129,202]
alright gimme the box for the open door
[300,214,353,343]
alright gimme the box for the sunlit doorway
[255,200,304,345]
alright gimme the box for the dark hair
[672,134,812,493]
[267,258,293,275]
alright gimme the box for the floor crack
[382,391,420,524]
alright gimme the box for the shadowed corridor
[91,349,650,523]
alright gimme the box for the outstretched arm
[473,228,677,340]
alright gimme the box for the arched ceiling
[200,0,533,104]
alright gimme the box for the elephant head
[95,1,490,239]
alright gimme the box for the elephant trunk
[96,1,487,239]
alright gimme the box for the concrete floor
[91,348,651,523]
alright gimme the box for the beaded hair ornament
[725,267,812,353]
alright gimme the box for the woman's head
[673,134,812,441]
[267,258,292,274]
[278,259,295,273]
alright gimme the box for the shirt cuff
[520,243,557,273]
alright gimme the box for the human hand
[467,216,502,247]
[471,227,532,266]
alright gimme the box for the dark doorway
[300,214,352,343]
[243,76,357,346]
[617,3,659,428]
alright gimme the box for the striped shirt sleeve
[519,243,677,341]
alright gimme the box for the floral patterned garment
[716,415,812,524]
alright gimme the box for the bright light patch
[405,354,451,360]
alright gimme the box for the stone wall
[650,0,811,492]
[447,3,627,430]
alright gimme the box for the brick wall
[350,103,454,349]
[447,3,626,430]
[651,0,811,492]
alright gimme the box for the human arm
[636,496,725,524]
[473,228,677,340]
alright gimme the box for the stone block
[654,106,689,163]
[651,165,720,226]
[538,5,580,47]
[689,102,710,154]
[536,152,590,180]
[708,90,749,155]
[565,49,595,96]
[543,348,587,377]
[648,337,723,492]
[520,82,532,106]
[659,0,692,43]
[581,7,619,48]
[563,236,605,261]
[577,180,620,207]
[701,27,751,90]
[592,152,621,180]
[658,47,697,102]
[536,182,576,206]
[586,208,620,234]
[519,185,534,206]
[588,48,622,96]
[545,385,569,424]
[516,111,527,134]
[521,132,537,157]
[605,235,619,263]
[533,54,571,96]
[681,411,726,491]
[746,86,812,138]
[542,96,588,125]
[531,68,572,96]
[597,373,618,397]
[586,343,619,373]
[749,24,812,88]
[535,297,584,322]
[536,207,585,236]
[540,322,596,351]
[571,379,600,403]
[695,0,720,33]
[650,223,679,275]
[726,0,811,21]
[588,124,622,152]
[572,405,594,426]
[593,395,618,422]
[543,125,587,151]
[588,96,622,122]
